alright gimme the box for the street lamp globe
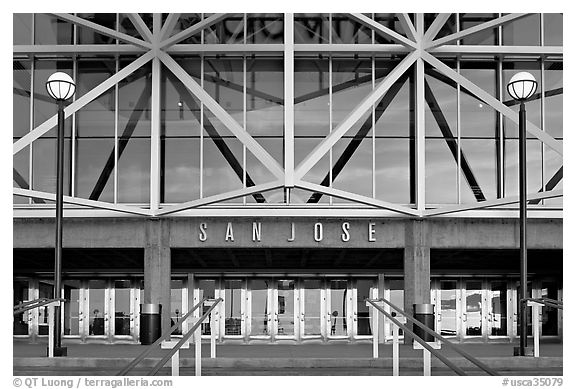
[46,72,76,101]
[507,71,537,101]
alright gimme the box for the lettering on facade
[196,221,378,243]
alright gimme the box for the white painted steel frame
[12,13,563,219]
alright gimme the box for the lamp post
[46,72,76,357]
[507,71,537,357]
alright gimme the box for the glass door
[275,279,297,339]
[113,280,133,338]
[300,279,323,340]
[541,281,559,336]
[223,279,243,338]
[13,280,30,336]
[87,280,107,338]
[327,280,350,338]
[438,280,458,337]
[62,280,82,338]
[354,279,375,338]
[197,279,218,338]
[38,280,54,336]
[249,279,271,339]
[464,280,484,338]
[488,280,508,337]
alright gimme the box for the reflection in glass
[331,14,371,44]
[246,57,284,136]
[88,280,106,336]
[77,14,116,44]
[13,146,30,204]
[277,280,295,336]
[13,60,31,138]
[163,139,201,203]
[247,14,283,44]
[303,279,322,336]
[503,14,540,46]
[440,280,457,336]
[465,281,483,336]
[294,14,330,44]
[32,139,72,195]
[63,280,81,336]
[115,280,131,336]
[332,137,372,199]
[458,14,498,45]
[204,15,244,44]
[203,137,243,200]
[14,14,32,45]
[294,58,329,141]
[330,280,348,336]
[426,139,458,204]
[504,140,542,198]
[198,279,216,335]
[251,279,269,336]
[460,63,497,138]
[34,14,73,45]
[544,62,563,139]
[460,139,498,202]
[38,281,54,335]
[544,145,562,207]
[375,139,410,204]
[490,281,507,336]
[117,139,150,203]
[544,14,563,46]
[332,57,372,128]
[224,280,242,335]
[356,280,373,336]
[13,280,29,335]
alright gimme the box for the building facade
[13,13,563,344]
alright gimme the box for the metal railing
[523,297,563,357]
[117,297,223,376]
[14,298,65,357]
[367,298,499,376]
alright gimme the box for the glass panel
[38,281,54,336]
[75,139,115,202]
[88,280,106,336]
[504,140,542,198]
[198,279,216,335]
[329,280,348,336]
[247,14,283,44]
[458,14,498,45]
[204,57,244,122]
[426,139,458,204]
[389,279,404,337]
[246,57,284,136]
[114,280,131,336]
[490,281,507,336]
[332,136,373,199]
[163,138,201,203]
[544,62,562,139]
[541,281,559,336]
[460,62,497,138]
[170,14,202,44]
[13,280,29,335]
[375,139,410,204]
[332,57,372,128]
[251,279,269,336]
[465,281,483,336]
[294,14,330,44]
[118,61,151,137]
[14,14,32,45]
[374,14,403,44]
[63,280,81,336]
[224,280,242,336]
[118,14,142,40]
[303,279,322,336]
[543,14,562,46]
[203,137,243,199]
[277,280,295,336]
[331,14,372,44]
[544,144,562,207]
[425,70,457,138]
[117,138,150,203]
[204,15,244,44]
[356,280,373,336]
[77,14,117,44]
[294,58,329,142]
[516,281,533,335]
[13,60,31,138]
[13,145,30,194]
[460,139,498,202]
[246,139,283,203]
[440,280,457,336]
[34,14,73,45]
[32,139,72,195]
[171,280,183,335]
[374,62,409,137]
[503,14,541,46]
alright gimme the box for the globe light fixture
[507,71,537,101]
[46,72,76,101]
[507,71,538,358]
[45,72,76,357]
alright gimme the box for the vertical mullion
[243,56,247,205]
[150,56,161,213]
[284,13,295,189]
[329,55,333,205]
[416,13,425,211]
[114,59,119,204]
[71,59,77,197]
[372,55,376,199]
[540,59,546,205]
[498,13,505,199]
[456,59,461,204]
[200,56,204,198]
[28,59,35,204]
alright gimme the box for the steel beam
[159,13,182,41]
[429,45,563,56]
[284,13,295,188]
[160,14,229,49]
[348,13,417,49]
[150,57,161,212]
[415,57,426,211]
[397,14,417,42]
[422,13,452,43]
[13,44,147,55]
[126,14,153,43]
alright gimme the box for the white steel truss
[13,13,563,218]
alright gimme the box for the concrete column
[404,220,431,344]
[144,218,171,334]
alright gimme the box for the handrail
[117,297,208,376]
[367,298,499,376]
[146,298,223,376]
[522,297,563,310]
[13,298,65,315]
